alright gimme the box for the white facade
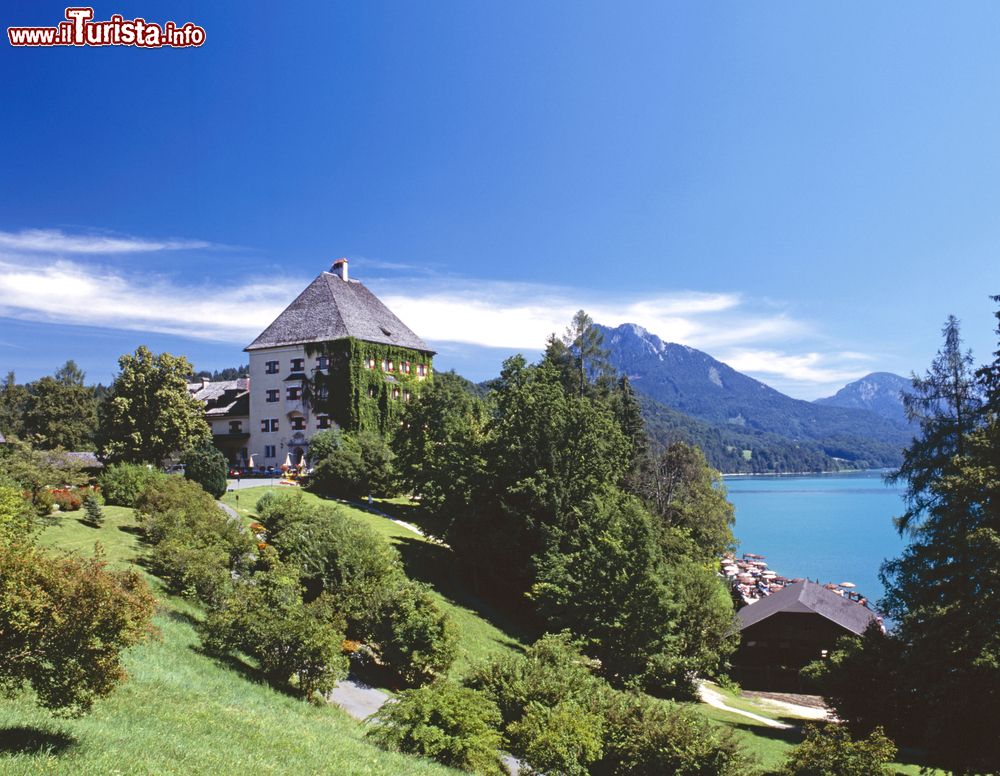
[246,344,333,468]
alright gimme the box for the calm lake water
[724,470,908,605]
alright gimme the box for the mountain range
[597,323,913,474]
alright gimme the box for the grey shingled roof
[738,580,877,636]
[245,272,433,353]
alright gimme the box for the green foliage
[469,633,755,776]
[779,724,896,776]
[31,487,55,517]
[261,492,404,632]
[202,553,348,699]
[802,626,906,744]
[395,371,488,518]
[136,476,254,605]
[531,489,677,683]
[0,370,29,440]
[467,632,607,727]
[374,581,459,685]
[595,691,757,776]
[97,346,211,465]
[0,438,88,502]
[635,440,736,562]
[98,462,167,507]
[509,700,605,776]
[23,361,99,451]
[181,440,229,498]
[815,306,1000,774]
[309,430,397,499]
[258,490,457,683]
[367,680,505,775]
[0,484,33,538]
[304,338,433,434]
[0,539,156,716]
[82,492,104,527]
[448,355,630,598]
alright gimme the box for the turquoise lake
[724,470,908,605]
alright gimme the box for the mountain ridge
[597,323,910,472]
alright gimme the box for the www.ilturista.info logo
[8,7,205,48]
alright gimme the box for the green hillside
[0,503,457,775]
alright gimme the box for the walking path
[697,683,794,729]
[328,678,390,721]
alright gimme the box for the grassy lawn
[222,486,528,678]
[2,505,457,775]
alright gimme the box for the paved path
[328,678,391,721]
[697,683,794,729]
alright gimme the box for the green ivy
[304,339,432,434]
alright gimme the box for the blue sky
[2,1,998,398]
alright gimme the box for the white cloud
[0,258,293,343]
[0,229,211,254]
[0,240,879,396]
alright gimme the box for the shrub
[595,692,756,775]
[509,700,604,776]
[0,539,156,716]
[367,680,505,775]
[201,555,348,699]
[779,724,896,776]
[99,463,165,507]
[136,477,254,604]
[309,430,397,499]
[82,493,104,527]
[374,581,458,685]
[467,632,606,727]
[262,496,404,634]
[51,488,82,512]
[0,485,33,538]
[181,441,229,498]
[31,487,55,517]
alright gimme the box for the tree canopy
[98,346,211,465]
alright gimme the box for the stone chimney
[331,258,349,281]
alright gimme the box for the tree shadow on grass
[393,536,532,651]
[372,499,450,540]
[189,645,302,700]
[0,726,76,756]
[117,525,145,537]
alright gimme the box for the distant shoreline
[722,468,893,479]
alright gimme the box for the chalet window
[403,361,410,374]
[367,386,376,398]
[290,417,306,431]
[265,360,279,375]
[387,360,394,372]
[229,420,242,433]
[315,383,329,401]
[403,390,411,402]
[316,356,329,370]
[291,358,305,371]
[264,445,276,458]
[417,364,426,377]
[381,358,389,371]
[317,415,331,429]
[287,386,302,400]
[260,419,269,432]
[392,388,400,400]
[366,357,376,369]
[266,389,279,403]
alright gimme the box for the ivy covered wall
[304,338,433,434]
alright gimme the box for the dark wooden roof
[738,580,877,636]
[245,272,432,354]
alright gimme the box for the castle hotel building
[191,260,434,468]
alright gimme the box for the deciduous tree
[98,346,210,465]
